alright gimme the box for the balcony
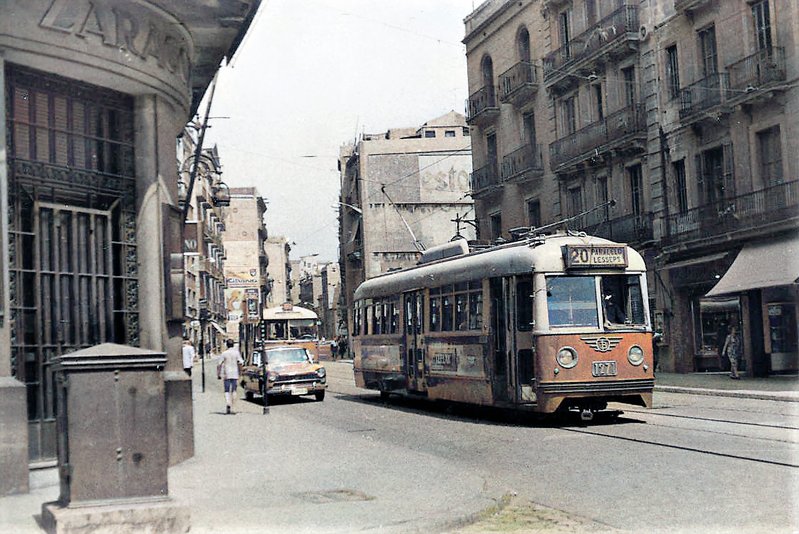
[199,258,223,280]
[662,179,799,247]
[679,72,731,124]
[674,0,712,15]
[501,144,544,184]
[543,3,639,91]
[470,163,501,196]
[466,86,500,127]
[580,211,654,246]
[549,104,645,172]
[499,62,538,107]
[726,47,786,106]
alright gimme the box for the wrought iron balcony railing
[663,179,799,245]
[727,47,786,93]
[578,211,654,245]
[499,61,538,105]
[466,86,499,125]
[549,104,645,170]
[501,143,544,182]
[543,3,639,85]
[470,162,501,195]
[679,72,730,121]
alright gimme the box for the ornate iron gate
[6,65,139,461]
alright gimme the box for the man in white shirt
[182,338,196,377]
[217,339,244,414]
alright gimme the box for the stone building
[0,0,260,495]
[221,187,268,359]
[462,0,797,377]
[320,262,342,340]
[338,111,475,331]
[264,235,292,308]
[179,141,228,358]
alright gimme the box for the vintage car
[241,345,327,402]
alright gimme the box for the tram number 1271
[592,361,618,377]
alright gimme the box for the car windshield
[266,348,310,364]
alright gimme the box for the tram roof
[263,304,318,321]
[353,234,646,300]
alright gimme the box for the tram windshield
[546,274,646,328]
[265,319,318,340]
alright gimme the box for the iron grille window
[752,0,773,53]
[629,164,643,216]
[698,25,718,77]
[674,160,689,214]
[666,45,681,100]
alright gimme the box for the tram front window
[546,277,598,328]
[600,274,646,327]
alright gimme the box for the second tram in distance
[351,232,654,419]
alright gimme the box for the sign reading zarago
[564,244,628,269]
[39,0,191,83]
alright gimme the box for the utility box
[43,344,189,533]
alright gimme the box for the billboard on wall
[418,154,472,203]
[225,270,260,324]
[225,288,245,323]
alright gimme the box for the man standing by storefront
[217,339,244,414]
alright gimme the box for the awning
[706,235,799,297]
[210,321,226,335]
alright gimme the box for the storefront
[0,0,259,495]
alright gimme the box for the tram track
[621,406,799,432]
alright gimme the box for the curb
[655,385,799,403]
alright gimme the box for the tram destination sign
[564,245,628,268]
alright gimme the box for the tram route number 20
[565,245,628,269]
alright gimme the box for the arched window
[481,55,494,88]
[517,27,531,62]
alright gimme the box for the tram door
[489,278,516,402]
[403,290,425,393]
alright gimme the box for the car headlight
[316,367,326,378]
[266,371,279,381]
[556,347,578,369]
[628,345,644,366]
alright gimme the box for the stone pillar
[135,95,193,465]
[0,53,30,496]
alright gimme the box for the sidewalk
[654,371,799,402]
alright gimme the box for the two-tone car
[241,345,327,402]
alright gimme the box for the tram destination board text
[565,245,628,269]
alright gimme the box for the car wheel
[314,390,325,402]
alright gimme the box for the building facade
[319,262,342,340]
[462,0,797,377]
[179,141,228,358]
[0,0,260,494]
[338,111,475,333]
[264,236,292,308]
[221,187,268,359]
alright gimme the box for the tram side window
[430,282,483,331]
[455,293,468,330]
[373,303,382,335]
[546,276,598,327]
[516,279,533,332]
[442,294,454,331]
[430,288,441,332]
[469,289,483,329]
[600,275,645,326]
[353,303,361,337]
[389,300,400,334]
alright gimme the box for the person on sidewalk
[182,338,196,377]
[722,326,742,379]
[217,339,244,414]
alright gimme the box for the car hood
[269,362,323,375]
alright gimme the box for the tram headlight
[628,345,645,366]
[556,347,578,369]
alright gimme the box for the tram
[352,232,654,419]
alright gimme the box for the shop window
[767,303,797,353]
[697,297,742,371]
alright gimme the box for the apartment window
[758,126,783,185]
[596,176,609,219]
[628,164,643,216]
[585,0,597,25]
[517,26,531,62]
[621,66,636,106]
[666,45,681,100]
[487,132,498,169]
[559,9,572,59]
[527,199,541,228]
[561,96,577,136]
[568,187,583,217]
[674,160,688,214]
[424,130,436,138]
[698,25,718,77]
[752,0,773,52]
[445,130,456,138]
[462,127,471,137]
[592,84,604,121]
[490,212,502,240]
[523,112,536,146]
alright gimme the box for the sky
[202,0,477,262]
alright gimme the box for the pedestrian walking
[722,325,742,379]
[182,338,195,377]
[217,339,244,414]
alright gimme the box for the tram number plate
[592,361,617,377]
